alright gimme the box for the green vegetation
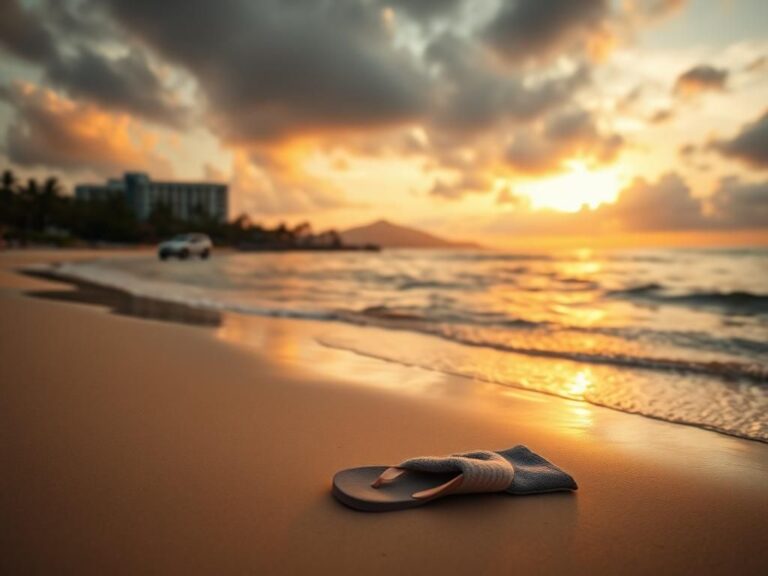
[0,169,356,249]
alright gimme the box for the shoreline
[21,254,768,445]
[2,250,767,574]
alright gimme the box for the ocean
[38,247,768,442]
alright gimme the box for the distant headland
[340,219,483,249]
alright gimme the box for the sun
[516,160,624,212]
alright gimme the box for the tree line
[0,169,353,249]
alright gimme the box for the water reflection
[215,313,446,395]
[318,321,768,443]
[565,370,593,398]
[24,270,222,327]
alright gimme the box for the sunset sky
[1,0,766,247]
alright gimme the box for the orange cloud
[228,148,349,218]
[2,83,171,176]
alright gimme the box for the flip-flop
[332,445,577,512]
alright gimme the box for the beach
[1,250,767,575]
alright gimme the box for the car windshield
[172,234,191,241]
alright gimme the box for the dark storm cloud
[425,33,591,133]
[382,0,465,21]
[505,109,622,173]
[484,0,610,63]
[0,0,56,62]
[47,47,188,128]
[0,0,188,127]
[101,0,429,142]
[715,110,768,170]
[673,64,728,96]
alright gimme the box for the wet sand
[1,250,766,575]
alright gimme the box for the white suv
[158,233,213,260]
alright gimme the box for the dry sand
[1,250,767,575]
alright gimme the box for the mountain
[340,219,482,249]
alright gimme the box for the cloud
[382,0,465,22]
[673,64,728,96]
[484,0,611,64]
[714,109,768,170]
[630,0,687,20]
[425,33,592,134]
[744,55,767,74]
[411,32,597,198]
[505,109,623,174]
[496,187,529,208]
[230,150,349,216]
[421,106,623,203]
[0,83,171,176]
[429,171,494,200]
[0,0,56,62]
[102,0,429,143]
[678,143,697,158]
[0,0,189,127]
[491,171,768,235]
[597,172,768,231]
[47,46,189,128]
[203,163,228,182]
[649,108,674,124]
[709,176,768,228]
[599,172,704,231]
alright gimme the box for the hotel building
[75,172,228,222]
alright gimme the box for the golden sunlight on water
[212,309,767,453]
[213,311,713,454]
[565,370,593,399]
[215,313,445,395]
[214,310,610,438]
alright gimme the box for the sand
[1,249,767,575]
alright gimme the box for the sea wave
[317,332,768,443]
[609,284,768,313]
[397,280,471,291]
[340,310,768,384]
[608,282,664,295]
[31,261,768,384]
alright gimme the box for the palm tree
[20,178,40,200]
[1,169,17,194]
[22,178,41,233]
[274,222,294,246]
[0,170,18,226]
[39,177,64,230]
[41,176,62,196]
[292,221,313,245]
[327,229,342,248]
